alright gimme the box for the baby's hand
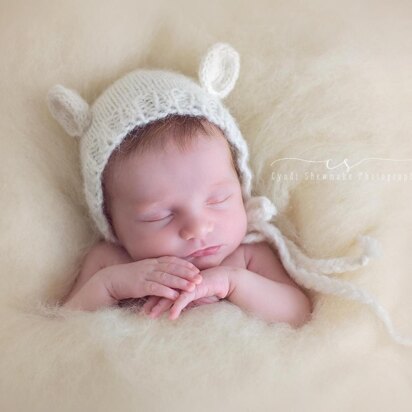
[63,256,202,311]
[142,294,219,318]
[142,266,231,320]
[106,255,203,300]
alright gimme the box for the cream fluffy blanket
[1,0,412,410]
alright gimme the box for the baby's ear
[47,84,92,137]
[198,42,240,99]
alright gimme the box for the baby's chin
[186,258,224,271]
[183,248,233,270]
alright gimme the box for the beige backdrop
[1,0,412,411]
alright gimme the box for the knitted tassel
[284,235,382,275]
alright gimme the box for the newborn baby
[62,115,312,326]
[48,42,412,346]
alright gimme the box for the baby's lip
[186,245,221,258]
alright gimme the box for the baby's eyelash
[142,214,173,222]
[207,195,232,204]
[140,195,232,222]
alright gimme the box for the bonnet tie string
[243,195,412,347]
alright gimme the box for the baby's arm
[226,242,312,328]
[61,241,133,305]
[61,241,132,310]
[61,241,202,311]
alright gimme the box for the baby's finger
[194,296,221,305]
[149,298,175,318]
[142,296,161,314]
[169,293,194,320]
[156,256,200,276]
[157,262,202,284]
[152,271,199,293]
[145,281,180,301]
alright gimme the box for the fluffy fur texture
[1,0,412,410]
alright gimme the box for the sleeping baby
[61,114,312,325]
[47,42,412,345]
[47,42,313,326]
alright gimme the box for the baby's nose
[180,219,214,241]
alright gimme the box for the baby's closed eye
[138,193,234,222]
[207,194,232,205]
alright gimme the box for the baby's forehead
[102,124,243,205]
[104,136,239,200]
[108,131,233,171]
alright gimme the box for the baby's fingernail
[194,275,202,283]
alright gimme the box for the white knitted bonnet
[47,42,269,244]
[47,42,412,347]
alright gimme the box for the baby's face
[104,131,248,270]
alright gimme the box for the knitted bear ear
[47,84,92,137]
[198,42,240,99]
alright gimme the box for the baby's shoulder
[221,242,275,270]
[220,243,248,268]
[242,241,275,267]
[88,240,133,268]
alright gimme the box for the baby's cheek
[223,205,248,240]
[236,203,248,231]
[124,230,165,260]
[138,228,182,260]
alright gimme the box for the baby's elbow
[289,292,313,328]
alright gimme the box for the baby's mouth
[186,245,222,258]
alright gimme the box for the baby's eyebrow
[209,179,235,187]
[134,179,235,210]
